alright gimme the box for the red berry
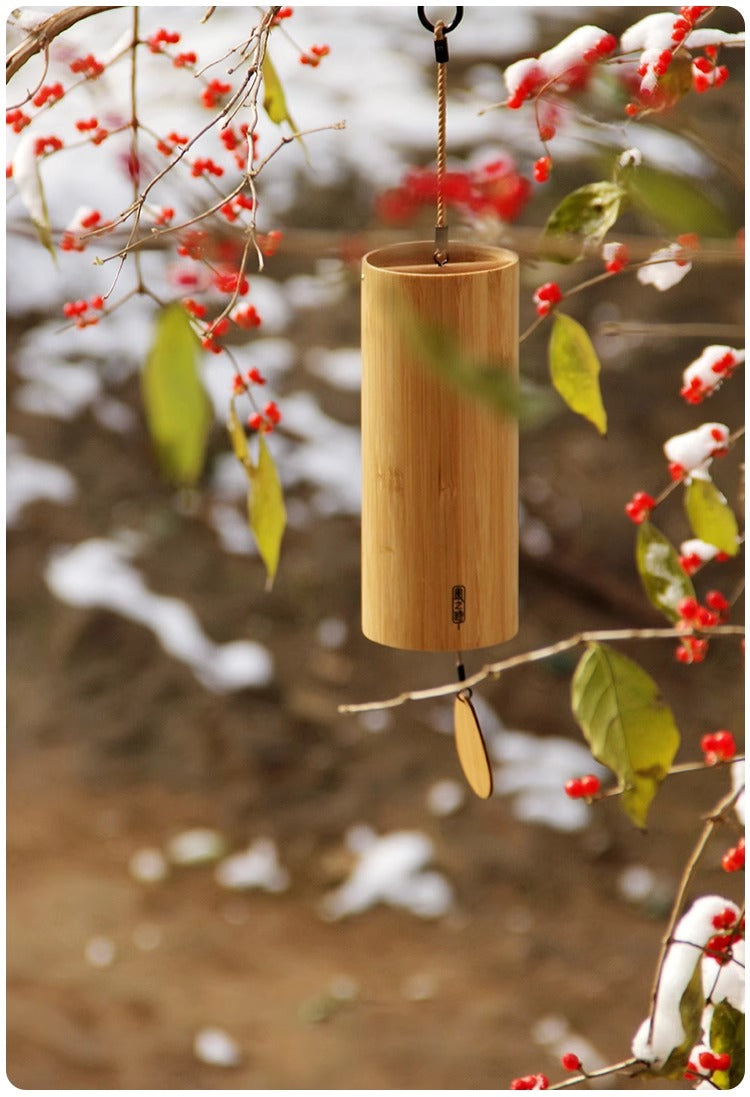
[713,1053,731,1072]
[564,778,584,799]
[698,1052,718,1071]
[247,412,265,431]
[246,367,266,385]
[533,156,551,183]
[561,1053,581,1072]
[579,774,601,798]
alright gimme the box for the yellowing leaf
[709,1000,744,1089]
[544,181,625,256]
[636,521,696,622]
[227,398,250,468]
[262,53,307,157]
[548,313,607,435]
[142,304,210,485]
[685,478,739,556]
[247,434,286,590]
[571,643,680,829]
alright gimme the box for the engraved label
[452,585,466,624]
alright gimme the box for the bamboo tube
[361,240,519,651]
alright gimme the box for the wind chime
[360,8,519,798]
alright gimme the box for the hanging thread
[417,7,463,265]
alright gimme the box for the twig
[599,321,746,340]
[549,1057,643,1090]
[337,625,744,714]
[6,6,118,81]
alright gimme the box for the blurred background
[6,5,744,1089]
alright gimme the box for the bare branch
[7,6,118,82]
[337,625,745,714]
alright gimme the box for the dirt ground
[7,224,745,1090]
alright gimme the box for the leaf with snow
[636,521,696,622]
[247,434,286,590]
[142,304,211,485]
[548,313,607,435]
[544,181,625,255]
[571,643,680,829]
[11,131,55,257]
[710,1000,744,1089]
[657,959,705,1079]
[685,478,739,557]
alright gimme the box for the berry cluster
[233,367,267,395]
[74,116,109,144]
[623,491,655,524]
[505,30,617,110]
[677,591,730,631]
[510,1073,549,1090]
[700,728,737,764]
[32,82,64,108]
[33,134,63,157]
[532,282,563,317]
[533,156,551,183]
[191,156,224,178]
[564,774,601,799]
[705,911,744,965]
[201,78,232,109]
[299,44,330,67]
[174,51,198,69]
[377,159,531,226]
[69,53,104,78]
[6,108,31,133]
[62,294,105,327]
[248,401,282,433]
[680,347,742,405]
[721,836,744,873]
[147,27,181,52]
[671,6,712,43]
[156,130,189,156]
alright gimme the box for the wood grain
[361,240,518,651]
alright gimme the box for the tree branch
[337,625,745,714]
[6,6,118,82]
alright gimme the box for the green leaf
[636,521,696,622]
[685,478,739,556]
[657,959,705,1079]
[247,434,286,590]
[626,164,733,239]
[543,181,625,255]
[571,643,680,828]
[262,54,306,154]
[710,1000,745,1089]
[227,398,251,468]
[548,313,607,435]
[142,304,211,485]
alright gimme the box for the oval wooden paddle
[453,693,493,799]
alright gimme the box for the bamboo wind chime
[360,9,520,798]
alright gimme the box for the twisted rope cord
[434,20,448,264]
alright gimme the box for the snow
[128,847,169,884]
[44,536,274,692]
[681,345,744,402]
[304,346,362,392]
[320,826,453,921]
[6,437,78,525]
[663,422,730,474]
[679,538,719,564]
[637,244,692,292]
[426,779,466,817]
[631,895,741,1067]
[167,828,227,866]
[193,1026,242,1068]
[214,838,290,893]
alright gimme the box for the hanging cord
[417,7,463,265]
[434,22,448,264]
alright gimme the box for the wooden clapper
[359,9,519,798]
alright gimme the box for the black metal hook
[417,7,464,35]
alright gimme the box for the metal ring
[417,7,464,34]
